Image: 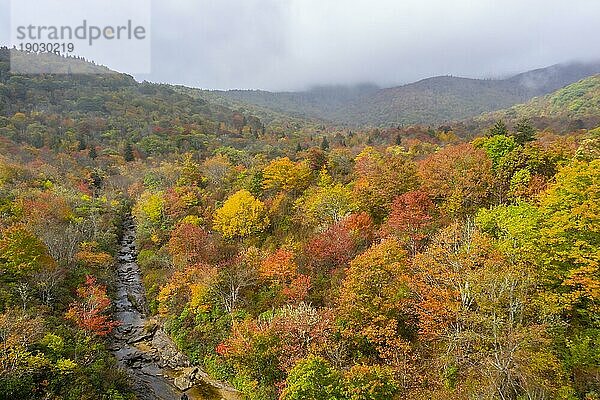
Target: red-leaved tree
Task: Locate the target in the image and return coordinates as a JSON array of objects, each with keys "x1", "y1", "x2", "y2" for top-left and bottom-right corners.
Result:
[
  {"x1": 305, "y1": 212, "x2": 375, "y2": 274},
  {"x1": 65, "y1": 275, "x2": 120, "y2": 336},
  {"x1": 382, "y1": 190, "x2": 435, "y2": 255},
  {"x1": 260, "y1": 249, "x2": 311, "y2": 305}
]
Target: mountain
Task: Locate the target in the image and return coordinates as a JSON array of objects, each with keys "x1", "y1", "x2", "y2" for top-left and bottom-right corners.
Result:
[
  {"x1": 200, "y1": 61, "x2": 600, "y2": 127},
  {"x1": 8, "y1": 50, "x2": 115, "y2": 74},
  {"x1": 4, "y1": 48, "x2": 599, "y2": 155},
  {"x1": 476, "y1": 74, "x2": 600, "y2": 132},
  {"x1": 0, "y1": 48, "x2": 292, "y2": 158},
  {"x1": 0, "y1": 48, "x2": 343, "y2": 165}
]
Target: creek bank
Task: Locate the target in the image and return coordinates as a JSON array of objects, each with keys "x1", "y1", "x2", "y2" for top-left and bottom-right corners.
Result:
[{"x1": 111, "y1": 217, "x2": 240, "y2": 400}]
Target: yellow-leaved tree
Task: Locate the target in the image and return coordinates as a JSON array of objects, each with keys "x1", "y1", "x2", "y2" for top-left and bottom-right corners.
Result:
[
  {"x1": 539, "y1": 159, "x2": 600, "y2": 321},
  {"x1": 262, "y1": 157, "x2": 312, "y2": 194},
  {"x1": 213, "y1": 189, "x2": 269, "y2": 239}
]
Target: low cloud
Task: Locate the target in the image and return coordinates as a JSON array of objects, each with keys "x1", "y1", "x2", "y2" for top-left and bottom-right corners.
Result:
[{"x1": 2, "y1": 0, "x2": 600, "y2": 91}]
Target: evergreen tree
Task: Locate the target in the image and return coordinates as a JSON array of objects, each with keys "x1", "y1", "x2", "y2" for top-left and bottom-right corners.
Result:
[
  {"x1": 123, "y1": 142, "x2": 135, "y2": 162},
  {"x1": 513, "y1": 119, "x2": 536, "y2": 145},
  {"x1": 489, "y1": 120, "x2": 509, "y2": 137},
  {"x1": 88, "y1": 146, "x2": 97, "y2": 159},
  {"x1": 78, "y1": 135, "x2": 87, "y2": 151},
  {"x1": 395, "y1": 133, "x2": 402, "y2": 145},
  {"x1": 320, "y1": 136, "x2": 329, "y2": 151}
]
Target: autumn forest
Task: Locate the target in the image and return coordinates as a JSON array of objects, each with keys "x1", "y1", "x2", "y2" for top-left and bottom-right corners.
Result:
[{"x1": 0, "y1": 42, "x2": 598, "y2": 400}]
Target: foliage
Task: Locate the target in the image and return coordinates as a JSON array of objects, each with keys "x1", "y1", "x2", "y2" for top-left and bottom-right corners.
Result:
[
  {"x1": 260, "y1": 249, "x2": 310, "y2": 305},
  {"x1": 280, "y1": 355, "x2": 345, "y2": 400},
  {"x1": 343, "y1": 364, "x2": 399, "y2": 400},
  {"x1": 337, "y1": 239, "x2": 415, "y2": 362},
  {"x1": 538, "y1": 159, "x2": 600, "y2": 324},
  {"x1": 488, "y1": 120, "x2": 509, "y2": 137},
  {"x1": 213, "y1": 189, "x2": 269, "y2": 239},
  {"x1": 133, "y1": 190, "x2": 166, "y2": 245},
  {"x1": 477, "y1": 134, "x2": 517, "y2": 169},
  {"x1": 205, "y1": 63, "x2": 598, "y2": 127},
  {"x1": 487, "y1": 75, "x2": 600, "y2": 132},
  {"x1": 381, "y1": 191, "x2": 435, "y2": 255},
  {"x1": 419, "y1": 143, "x2": 493, "y2": 217},
  {"x1": 354, "y1": 147, "x2": 419, "y2": 222},
  {"x1": 1, "y1": 48, "x2": 599, "y2": 400},
  {"x1": 263, "y1": 157, "x2": 312, "y2": 194},
  {"x1": 65, "y1": 275, "x2": 120, "y2": 337},
  {"x1": 0, "y1": 224, "x2": 55, "y2": 279},
  {"x1": 295, "y1": 178, "x2": 357, "y2": 227},
  {"x1": 514, "y1": 119, "x2": 537, "y2": 144},
  {"x1": 167, "y1": 221, "x2": 216, "y2": 267}
]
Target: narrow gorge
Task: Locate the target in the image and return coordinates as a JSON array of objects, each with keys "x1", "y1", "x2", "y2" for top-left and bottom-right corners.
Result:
[{"x1": 110, "y1": 217, "x2": 240, "y2": 400}]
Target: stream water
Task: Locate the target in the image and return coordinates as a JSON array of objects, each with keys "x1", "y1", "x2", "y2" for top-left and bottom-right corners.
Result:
[{"x1": 111, "y1": 217, "x2": 240, "y2": 400}]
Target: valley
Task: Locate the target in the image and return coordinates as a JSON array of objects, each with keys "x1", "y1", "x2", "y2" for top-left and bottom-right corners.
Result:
[
  {"x1": 111, "y1": 217, "x2": 240, "y2": 400},
  {"x1": 0, "y1": 47, "x2": 598, "y2": 400}
]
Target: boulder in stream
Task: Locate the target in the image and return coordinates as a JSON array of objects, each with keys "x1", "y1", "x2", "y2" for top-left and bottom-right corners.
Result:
[{"x1": 174, "y1": 367, "x2": 199, "y2": 391}]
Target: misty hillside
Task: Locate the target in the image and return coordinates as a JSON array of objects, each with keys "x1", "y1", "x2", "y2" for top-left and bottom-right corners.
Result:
[
  {"x1": 3, "y1": 1, "x2": 600, "y2": 399},
  {"x1": 201, "y1": 61, "x2": 600, "y2": 127},
  {"x1": 477, "y1": 74, "x2": 600, "y2": 131}
]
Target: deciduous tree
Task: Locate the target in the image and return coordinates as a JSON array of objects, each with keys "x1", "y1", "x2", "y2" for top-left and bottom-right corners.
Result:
[
  {"x1": 263, "y1": 157, "x2": 312, "y2": 194},
  {"x1": 213, "y1": 189, "x2": 269, "y2": 240},
  {"x1": 65, "y1": 275, "x2": 119, "y2": 337},
  {"x1": 337, "y1": 239, "x2": 416, "y2": 363},
  {"x1": 353, "y1": 147, "x2": 419, "y2": 222},
  {"x1": 381, "y1": 191, "x2": 434, "y2": 255},
  {"x1": 295, "y1": 177, "x2": 357, "y2": 228},
  {"x1": 538, "y1": 159, "x2": 600, "y2": 324},
  {"x1": 419, "y1": 143, "x2": 493, "y2": 218},
  {"x1": 280, "y1": 355, "x2": 344, "y2": 400},
  {"x1": 168, "y1": 221, "x2": 216, "y2": 265}
]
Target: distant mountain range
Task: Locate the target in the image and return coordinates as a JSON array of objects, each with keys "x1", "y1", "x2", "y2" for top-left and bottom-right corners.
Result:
[
  {"x1": 197, "y1": 61, "x2": 600, "y2": 127},
  {"x1": 3, "y1": 48, "x2": 600, "y2": 140}
]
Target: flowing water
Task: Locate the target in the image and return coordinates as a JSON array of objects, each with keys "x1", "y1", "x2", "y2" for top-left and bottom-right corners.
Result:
[{"x1": 111, "y1": 217, "x2": 240, "y2": 400}]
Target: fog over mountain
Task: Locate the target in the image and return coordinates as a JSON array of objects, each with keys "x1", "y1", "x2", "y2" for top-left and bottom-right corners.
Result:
[
  {"x1": 197, "y1": 61, "x2": 600, "y2": 126},
  {"x1": 1, "y1": 0, "x2": 600, "y2": 91}
]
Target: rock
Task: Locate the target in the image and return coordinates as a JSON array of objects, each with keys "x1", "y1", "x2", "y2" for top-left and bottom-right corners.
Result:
[
  {"x1": 108, "y1": 343, "x2": 121, "y2": 351},
  {"x1": 111, "y1": 220, "x2": 242, "y2": 400},
  {"x1": 123, "y1": 350, "x2": 146, "y2": 366},
  {"x1": 151, "y1": 329, "x2": 190, "y2": 369},
  {"x1": 174, "y1": 367, "x2": 198, "y2": 391},
  {"x1": 127, "y1": 325, "x2": 157, "y2": 344},
  {"x1": 145, "y1": 320, "x2": 159, "y2": 332}
]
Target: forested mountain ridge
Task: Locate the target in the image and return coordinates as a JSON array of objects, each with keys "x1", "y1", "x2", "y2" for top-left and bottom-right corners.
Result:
[
  {"x1": 200, "y1": 61, "x2": 600, "y2": 127},
  {"x1": 476, "y1": 74, "x2": 600, "y2": 132},
  {"x1": 0, "y1": 48, "x2": 325, "y2": 159}
]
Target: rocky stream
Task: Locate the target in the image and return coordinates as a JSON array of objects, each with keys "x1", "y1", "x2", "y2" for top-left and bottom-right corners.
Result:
[{"x1": 110, "y1": 217, "x2": 241, "y2": 400}]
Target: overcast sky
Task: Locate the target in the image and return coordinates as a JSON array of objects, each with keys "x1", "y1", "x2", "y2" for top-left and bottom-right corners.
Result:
[{"x1": 2, "y1": 0, "x2": 600, "y2": 91}]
